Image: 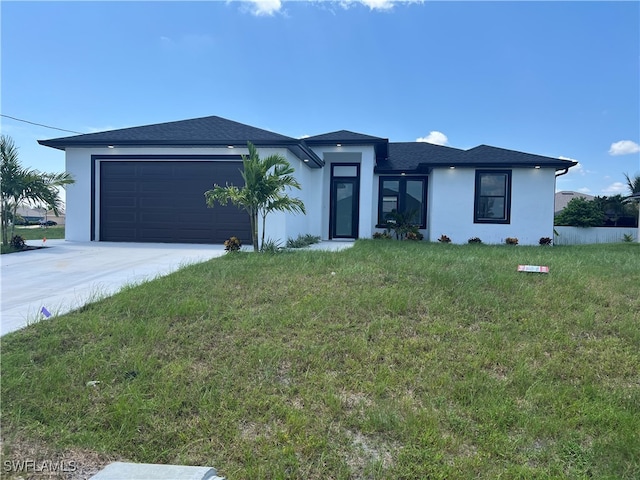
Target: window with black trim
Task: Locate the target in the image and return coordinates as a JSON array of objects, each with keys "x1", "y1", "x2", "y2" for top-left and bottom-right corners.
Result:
[
  {"x1": 474, "y1": 170, "x2": 511, "y2": 223},
  {"x1": 378, "y1": 176, "x2": 427, "y2": 228}
]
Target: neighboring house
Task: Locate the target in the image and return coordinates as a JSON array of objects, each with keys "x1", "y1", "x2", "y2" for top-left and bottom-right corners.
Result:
[
  {"x1": 39, "y1": 116, "x2": 577, "y2": 245},
  {"x1": 14, "y1": 206, "x2": 65, "y2": 225},
  {"x1": 554, "y1": 191, "x2": 595, "y2": 215}
]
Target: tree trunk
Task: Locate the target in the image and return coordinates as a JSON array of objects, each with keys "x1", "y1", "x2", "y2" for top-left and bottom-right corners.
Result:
[
  {"x1": 249, "y1": 208, "x2": 259, "y2": 252},
  {"x1": 261, "y1": 212, "x2": 267, "y2": 252}
]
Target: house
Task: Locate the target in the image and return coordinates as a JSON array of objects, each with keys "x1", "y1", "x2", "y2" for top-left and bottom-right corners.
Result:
[
  {"x1": 14, "y1": 206, "x2": 66, "y2": 225},
  {"x1": 554, "y1": 191, "x2": 595, "y2": 215},
  {"x1": 39, "y1": 115, "x2": 577, "y2": 246}
]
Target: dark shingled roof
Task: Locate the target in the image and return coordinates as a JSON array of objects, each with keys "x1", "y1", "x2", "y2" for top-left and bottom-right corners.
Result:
[
  {"x1": 39, "y1": 115, "x2": 297, "y2": 149},
  {"x1": 461, "y1": 145, "x2": 576, "y2": 168},
  {"x1": 377, "y1": 142, "x2": 577, "y2": 172},
  {"x1": 39, "y1": 115, "x2": 578, "y2": 172},
  {"x1": 39, "y1": 115, "x2": 324, "y2": 167},
  {"x1": 303, "y1": 130, "x2": 387, "y2": 144},
  {"x1": 377, "y1": 142, "x2": 464, "y2": 172}
]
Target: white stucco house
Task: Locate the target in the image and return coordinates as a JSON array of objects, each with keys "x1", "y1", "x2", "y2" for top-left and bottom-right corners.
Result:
[{"x1": 39, "y1": 115, "x2": 577, "y2": 246}]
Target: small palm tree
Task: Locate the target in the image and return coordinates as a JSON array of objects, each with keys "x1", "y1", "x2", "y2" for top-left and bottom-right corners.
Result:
[
  {"x1": 1, "y1": 135, "x2": 74, "y2": 245},
  {"x1": 205, "y1": 142, "x2": 305, "y2": 252}
]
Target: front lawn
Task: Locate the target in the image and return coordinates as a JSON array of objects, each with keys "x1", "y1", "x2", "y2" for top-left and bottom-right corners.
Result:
[
  {"x1": 1, "y1": 241, "x2": 638, "y2": 479},
  {"x1": 1, "y1": 226, "x2": 65, "y2": 254},
  {"x1": 13, "y1": 225, "x2": 65, "y2": 241}
]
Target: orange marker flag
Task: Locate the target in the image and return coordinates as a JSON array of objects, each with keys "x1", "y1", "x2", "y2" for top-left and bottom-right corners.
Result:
[{"x1": 43, "y1": 237, "x2": 47, "y2": 245}]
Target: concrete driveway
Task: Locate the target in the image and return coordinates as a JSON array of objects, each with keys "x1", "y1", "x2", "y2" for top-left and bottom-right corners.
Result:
[
  {"x1": 1, "y1": 239, "x2": 354, "y2": 336},
  {"x1": 1, "y1": 240, "x2": 228, "y2": 336}
]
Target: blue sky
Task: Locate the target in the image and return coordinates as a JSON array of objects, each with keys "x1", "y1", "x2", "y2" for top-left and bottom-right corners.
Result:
[{"x1": 2, "y1": 0, "x2": 639, "y2": 197}]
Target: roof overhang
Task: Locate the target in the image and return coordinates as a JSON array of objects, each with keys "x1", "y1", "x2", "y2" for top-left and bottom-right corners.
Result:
[{"x1": 38, "y1": 139, "x2": 324, "y2": 168}]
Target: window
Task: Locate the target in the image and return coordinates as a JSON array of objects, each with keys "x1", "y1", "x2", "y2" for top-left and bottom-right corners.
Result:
[
  {"x1": 474, "y1": 170, "x2": 511, "y2": 223},
  {"x1": 378, "y1": 177, "x2": 427, "y2": 228}
]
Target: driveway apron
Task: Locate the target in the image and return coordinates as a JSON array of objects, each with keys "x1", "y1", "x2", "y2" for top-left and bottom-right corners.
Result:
[{"x1": 1, "y1": 240, "x2": 227, "y2": 336}]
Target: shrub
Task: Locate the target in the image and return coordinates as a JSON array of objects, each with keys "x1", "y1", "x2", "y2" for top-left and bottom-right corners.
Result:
[
  {"x1": 286, "y1": 234, "x2": 321, "y2": 248},
  {"x1": 505, "y1": 237, "x2": 519, "y2": 245},
  {"x1": 405, "y1": 231, "x2": 424, "y2": 241},
  {"x1": 539, "y1": 237, "x2": 552, "y2": 246},
  {"x1": 554, "y1": 197, "x2": 605, "y2": 227},
  {"x1": 373, "y1": 232, "x2": 392, "y2": 240},
  {"x1": 261, "y1": 238, "x2": 283, "y2": 254},
  {"x1": 384, "y1": 209, "x2": 421, "y2": 240},
  {"x1": 468, "y1": 237, "x2": 482, "y2": 244},
  {"x1": 10, "y1": 235, "x2": 26, "y2": 250},
  {"x1": 438, "y1": 234, "x2": 451, "y2": 243},
  {"x1": 622, "y1": 233, "x2": 634, "y2": 243},
  {"x1": 223, "y1": 236, "x2": 242, "y2": 253}
]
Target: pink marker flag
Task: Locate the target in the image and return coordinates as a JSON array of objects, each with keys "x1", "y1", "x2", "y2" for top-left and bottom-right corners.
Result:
[
  {"x1": 517, "y1": 265, "x2": 549, "y2": 273},
  {"x1": 41, "y1": 306, "x2": 52, "y2": 318}
]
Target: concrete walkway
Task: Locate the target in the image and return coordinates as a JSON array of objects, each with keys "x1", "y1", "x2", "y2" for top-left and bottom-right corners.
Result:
[{"x1": 1, "y1": 239, "x2": 353, "y2": 336}]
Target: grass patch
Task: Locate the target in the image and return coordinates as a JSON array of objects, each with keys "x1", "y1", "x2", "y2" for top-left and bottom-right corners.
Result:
[
  {"x1": 13, "y1": 226, "x2": 65, "y2": 240},
  {"x1": 2, "y1": 241, "x2": 639, "y2": 478}
]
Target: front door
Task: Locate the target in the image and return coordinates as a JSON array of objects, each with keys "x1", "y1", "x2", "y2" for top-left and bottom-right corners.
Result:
[{"x1": 330, "y1": 164, "x2": 360, "y2": 239}]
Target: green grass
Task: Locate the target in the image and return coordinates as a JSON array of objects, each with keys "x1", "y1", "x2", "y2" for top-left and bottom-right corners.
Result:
[
  {"x1": 13, "y1": 225, "x2": 65, "y2": 240},
  {"x1": 2, "y1": 241, "x2": 639, "y2": 479},
  {"x1": 1, "y1": 226, "x2": 65, "y2": 254}
]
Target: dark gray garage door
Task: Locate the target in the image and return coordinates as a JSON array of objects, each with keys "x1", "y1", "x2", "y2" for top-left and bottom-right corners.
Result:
[{"x1": 100, "y1": 161, "x2": 251, "y2": 244}]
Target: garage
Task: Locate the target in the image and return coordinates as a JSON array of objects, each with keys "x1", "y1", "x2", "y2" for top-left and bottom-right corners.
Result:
[{"x1": 100, "y1": 160, "x2": 251, "y2": 244}]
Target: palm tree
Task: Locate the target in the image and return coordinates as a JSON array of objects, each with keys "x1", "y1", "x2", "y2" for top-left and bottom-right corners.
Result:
[
  {"x1": 624, "y1": 172, "x2": 640, "y2": 195},
  {"x1": 204, "y1": 142, "x2": 306, "y2": 252},
  {"x1": 1, "y1": 135, "x2": 74, "y2": 245},
  {"x1": 623, "y1": 172, "x2": 640, "y2": 242}
]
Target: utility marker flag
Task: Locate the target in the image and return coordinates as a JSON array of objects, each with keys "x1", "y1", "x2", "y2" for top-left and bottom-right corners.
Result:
[
  {"x1": 518, "y1": 265, "x2": 549, "y2": 273},
  {"x1": 43, "y1": 237, "x2": 47, "y2": 244},
  {"x1": 41, "y1": 306, "x2": 52, "y2": 318}
]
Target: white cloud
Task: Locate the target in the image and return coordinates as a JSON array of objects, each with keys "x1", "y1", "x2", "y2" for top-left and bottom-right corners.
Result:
[
  {"x1": 236, "y1": 0, "x2": 422, "y2": 15},
  {"x1": 359, "y1": 0, "x2": 395, "y2": 10},
  {"x1": 608, "y1": 140, "x2": 640, "y2": 156},
  {"x1": 351, "y1": 0, "x2": 424, "y2": 10},
  {"x1": 601, "y1": 182, "x2": 628, "y2": 195},
  {"x1": 245, "y1": 0, "x2": 282, "y2": 16},
  {"x1": 416, "y1": 131, "x2": 448, "y2": 146},
  {"x1": 563, "y1": 161, "x2": 592, "y2": 177},
  {"x1": 577, "y1": 187, "x2": 592, "y2": 194}
]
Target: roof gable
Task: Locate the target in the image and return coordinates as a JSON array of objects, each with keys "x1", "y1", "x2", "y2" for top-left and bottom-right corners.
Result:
[
  {"x1": 303, "y1": 130, "x2": 387, "y2": 144},
  {"x1": 39, "y1": 115, "x2": 297, "y2": 150},
  {"x1": 461, "y1": 145, "x2": 574, "y2": 168},
  {"x1": 378, "y1": 142, "x2": 463, "y2": 172},
  {"x1": 378, "y1": 142, "x2": 577, "y2": 173}
]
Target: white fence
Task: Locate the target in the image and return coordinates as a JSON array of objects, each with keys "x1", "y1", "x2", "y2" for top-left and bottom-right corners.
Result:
[{"x1": 554, "y1": 226, "x2": 638, "y2": 245}]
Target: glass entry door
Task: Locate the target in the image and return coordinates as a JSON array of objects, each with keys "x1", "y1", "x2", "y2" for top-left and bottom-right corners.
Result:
[{"x1": 330, "y1": 176, "x2": 359, "y2": 239}]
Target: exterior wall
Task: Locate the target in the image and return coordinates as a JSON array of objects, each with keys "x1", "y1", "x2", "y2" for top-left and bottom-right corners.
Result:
[
  {"x1": 428, "y1": 167, "x2": 556, "y2": 245},
  {"x1": 65, "y1": 148, "x2": 94, "y2": 241},
  {"x1": 261, "y1": 150, "x2": 323, "y2": 244},
  {"x1": 308, "y1": 145, "x2": 376, "y2": 240},
  {"x1": 554, "y1": 226, "x2": 638, "y2": 245},
  {"x1": 64, "y1": 146, "x2": 321, "y2": 244}
]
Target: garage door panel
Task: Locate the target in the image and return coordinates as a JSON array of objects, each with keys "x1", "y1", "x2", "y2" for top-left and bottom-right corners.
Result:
[
  {"x1": 103, "y1": 197, "x2": 137, "y2": 208},
  {"x1": 100, "y1": 161, "x2": 251, "y2": 244}
]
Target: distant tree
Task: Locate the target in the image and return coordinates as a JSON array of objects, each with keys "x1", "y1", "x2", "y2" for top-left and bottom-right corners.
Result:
[
  {"x1": 1, "y1": 135, "x2": 74, "y2": 245},
  {"x1": 204, "y1": 142, "x2": 305, "y2": 252},
  {"x1": 593, "y1": 195, "x2": 636, "y2": 227},
  {"x1": 623, "y1": 173, "x2": 640, "y2": 234},
  {"x1": 554, "y1": 197, "x2": 604, "y2": 227},
  {"x1": 624, "y1": 172, "x2": 640, "y2": 195}
]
